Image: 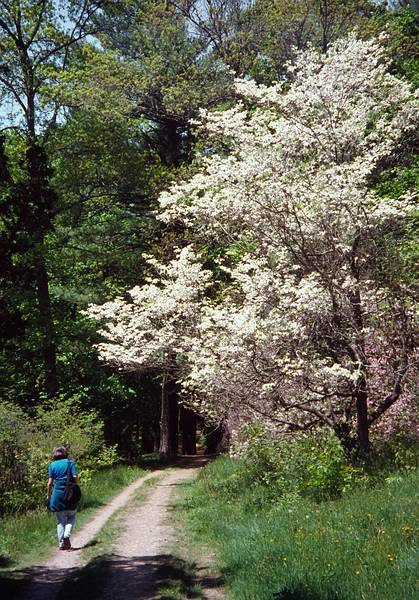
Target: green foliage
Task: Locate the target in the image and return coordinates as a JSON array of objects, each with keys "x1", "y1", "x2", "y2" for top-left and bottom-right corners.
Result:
[
  {"x1": 386, "y1": 434, "x2": 418, "y2": 471},
  {"x1": 0, "y1": 397, "x2": 119, "y2": 515},
  {"x1": 373, "y1": 8, "x2": 419, "y2": 86},
  {"x1": 369, "y1": 429, "x2": 419, "y2": 472},
  {"x1": 373, "y1": 159, "x2": 418, "y2": 287},
  {"x1": 390, "y1": 433, "x2": 418, "y2": 470},
  {"x1": 182, "y1": 456, "x2": 418, "y2": 600},
  {"x1": 375, "y1": 159, "x2": 419, "y2": 199},
  {"x1": 0, "y1": 115, "x2": 165, "y2": 448},
  {"x1": 96, "y1": 0, "x2": 233, "y2": 124},
  {"x1": 242, "y1": 0, "x2": 376, "y2": 83},
  {"x1": 236, "y1": 426, "x2": 364, "y2": 502}
]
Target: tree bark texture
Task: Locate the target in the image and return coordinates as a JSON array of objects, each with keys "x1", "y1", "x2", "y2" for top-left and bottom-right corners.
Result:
[
  {"x1": 159, "y1": 368, "x2": 178, "y2": 455},
  {"x1": 205, "y1": 418, "x2": 231, "y2": 455},
  {"x1": 348, "y1": 242, "x2": 370, "y2": 455},
  {"x1": 27, "y1": 144, "x2": 58, "y2": 397},
  {"x1": 142, "y1": 426, "x2": 157, "y2": 453}
]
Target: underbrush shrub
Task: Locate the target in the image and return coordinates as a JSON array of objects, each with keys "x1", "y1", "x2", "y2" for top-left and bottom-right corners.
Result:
[
  {"x1": 387, "y1": 431, "x2": 418, "y2": 470},
  {"x1": 0, "y1": 396, "x2": 119, "y2": 515},
  {"x1": 200, "y1": 425, "x2": 418, "y2": 509},
  {"x1": 369, "y1": 429, "x2": 419, "y2": 473},
  {"x1": 237, "y1": 425, "x2": 364, "y2": 502}
]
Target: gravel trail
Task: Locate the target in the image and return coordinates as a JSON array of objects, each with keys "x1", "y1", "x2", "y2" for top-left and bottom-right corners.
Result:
[
  {"x1": 102, "y1": 464, "x2": 199, "y2": 600},
  {"x1": 15, "y1": 457, "x2": 222, "y2": 600},
  {"x1": 102, "y1": 457, "x2": 223, "y2": 599},
  {"x1": 16, "y1": 470, "x2": 164, "y2": 600}
]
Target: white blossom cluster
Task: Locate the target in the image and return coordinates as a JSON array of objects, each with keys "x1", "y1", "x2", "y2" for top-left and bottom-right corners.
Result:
[
  {"x1": 88, "y1": 35, "x2": 418, "y2": 441},
  {"x1": 161, "y1": 35, "x2": 417, "y2": 433},
  {"x1": 85, "y1": 247, "x2": 212, "y2": 372}
]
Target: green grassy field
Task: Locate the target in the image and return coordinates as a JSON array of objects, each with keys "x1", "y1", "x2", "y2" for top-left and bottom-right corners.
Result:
[{"x1": 180, "y1": 456, "x2": 418, "y2": 600}]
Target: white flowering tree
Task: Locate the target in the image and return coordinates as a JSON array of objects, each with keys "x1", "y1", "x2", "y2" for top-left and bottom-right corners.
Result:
[
  {"x1": 86, "y1": 247, "x2": 212, "y2": 455},
  {"x1": 158, "y1": 35, "x2": 418, "y2": 454}
]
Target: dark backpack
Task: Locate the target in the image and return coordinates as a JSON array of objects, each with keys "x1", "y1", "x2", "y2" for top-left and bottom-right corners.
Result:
[{"x1": 62, "y1": 460, "x2": 82, "y2": 509}]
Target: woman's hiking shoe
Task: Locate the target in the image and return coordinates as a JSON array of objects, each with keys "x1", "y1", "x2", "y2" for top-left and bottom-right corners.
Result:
[{"x1": 63, "y1": 537, "x2": 71, "y2": 550}]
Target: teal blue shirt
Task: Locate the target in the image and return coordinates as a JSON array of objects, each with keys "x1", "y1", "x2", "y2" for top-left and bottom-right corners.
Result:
[{"x1": 48, "y1": 459, "x2": 77, "y2": 512}]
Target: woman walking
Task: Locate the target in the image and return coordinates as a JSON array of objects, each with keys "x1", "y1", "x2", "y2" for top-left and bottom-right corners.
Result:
[{"x1": 47, "y1": 446, "x2": 78, "y2": 550}]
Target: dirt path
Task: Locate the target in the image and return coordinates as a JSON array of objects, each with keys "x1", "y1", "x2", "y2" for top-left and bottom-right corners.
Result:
[
  {"x1": 103, "y1": 463, "x2": 200, "y2": 599},
  {"x1": 16, "y1": 458, "x2": 221, "y2": 600},
  {"x1": 101, "y1": 457, "x2": 223, "y2": 599},
  {"x1": 16, "y1": 469, "x2": 164, "y2": 600}
]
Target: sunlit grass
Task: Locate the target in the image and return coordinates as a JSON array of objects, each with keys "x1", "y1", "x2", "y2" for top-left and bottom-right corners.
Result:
[
  {"x1": 181, "y1": 457, "x2": 418, "y2": 600},
  {"x1": 0, "y1": 464, "x2": 145, "y2": 568}
]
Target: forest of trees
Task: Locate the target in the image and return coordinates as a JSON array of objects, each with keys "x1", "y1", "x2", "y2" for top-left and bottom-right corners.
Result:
[{"x1": 0, "y1": 1, "x2": 417, "y2": 507}]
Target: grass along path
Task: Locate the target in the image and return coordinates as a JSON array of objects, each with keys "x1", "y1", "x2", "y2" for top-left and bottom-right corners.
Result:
[
  {"x1": 182, "y1": 457, "x2": 418, "y2": 600},
  {"x1": 2, "y1": 467, "x2": 165, "y2": 600},
  {"x1": 0, "y1": 465, "x2": 147, "y2": 570}
]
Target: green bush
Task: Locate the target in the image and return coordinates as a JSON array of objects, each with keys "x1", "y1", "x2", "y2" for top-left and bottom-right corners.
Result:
[
  {"x1": 201, "y1": 425, "x2": 417, "y2": 509},
  {"x1": 368, "y1": 429, "x2": 419, "y2": 474},
  {"x1": 0, "y1": 396, "x2": 119, "y2": 515},
  {"x1": 237, "y1": 425, "x2": 364, "y2": 502}
]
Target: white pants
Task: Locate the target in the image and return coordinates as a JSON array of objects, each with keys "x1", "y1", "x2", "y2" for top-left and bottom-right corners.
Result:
[{"x1": 55, "y1": 510, "x2": 76, "y2": 546}]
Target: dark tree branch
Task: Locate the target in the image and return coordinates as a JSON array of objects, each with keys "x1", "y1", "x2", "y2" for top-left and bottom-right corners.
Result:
[
  {"x1": 26, "y1": 0, "x2": 47, "y2": 48},
  {"x1": 368, "y1": 353, "x2": 410, "y2": 425},
  {"x1": 0, "y1": 75, "x2": 27, "y2": 112}
]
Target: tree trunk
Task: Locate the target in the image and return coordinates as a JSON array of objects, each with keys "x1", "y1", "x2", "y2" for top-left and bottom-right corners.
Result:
[
  {"x1": 180, "y1": 407, "x2": 197, "y2": 455},
  {"x1": 348, "y1": 244, "x2": 370, "y2": 455},
  {"x1": 169, "y1": 384, "x2": 179, "y2": 455},
  {"x1": 356, "y1": 385, "x2": 369, "y2": 456},
  {"x1": 334, "y1": 422, "x2": 356, "y2": 458},
  {"x1": 159, "y1": 368, "x2": 178, "y2": 456},
  {"x1": 161, "y1": 120, "x2": 182, "y2": 166},
  {"x1": 34, "y1": 242, "x2": 58, "y2": 397},
  {"x1": 319, "y1": 0, "x2": 330, "y2": 53},
  {"x1": 28, "y1": 143, "x2": 58, "y2": 397},
  {"x1": 141, "y1": 426, "x2": 156, "y2": 453},
  {"x1": 159, "y1": 370, "x2": 170, "y2": 455}
]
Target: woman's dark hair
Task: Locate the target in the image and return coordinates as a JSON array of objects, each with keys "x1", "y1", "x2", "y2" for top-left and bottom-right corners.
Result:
[{"x1": 52, "y1": 446, "x2": 68, "y2": 460}]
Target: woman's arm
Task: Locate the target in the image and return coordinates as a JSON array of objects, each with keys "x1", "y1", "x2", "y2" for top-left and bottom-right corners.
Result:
[{"x1": 47, "y1": 477, "x2": 53, "y2": 502}]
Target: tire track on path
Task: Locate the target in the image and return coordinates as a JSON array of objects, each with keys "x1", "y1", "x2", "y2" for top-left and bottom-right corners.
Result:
[{"x1": 101, "y1": 457, "x2": 223, "y2": 600}]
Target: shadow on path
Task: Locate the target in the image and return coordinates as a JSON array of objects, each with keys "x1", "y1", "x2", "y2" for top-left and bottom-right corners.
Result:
[{"x1": 0, "y1": 553, "x2": 223, "y2": 600}]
